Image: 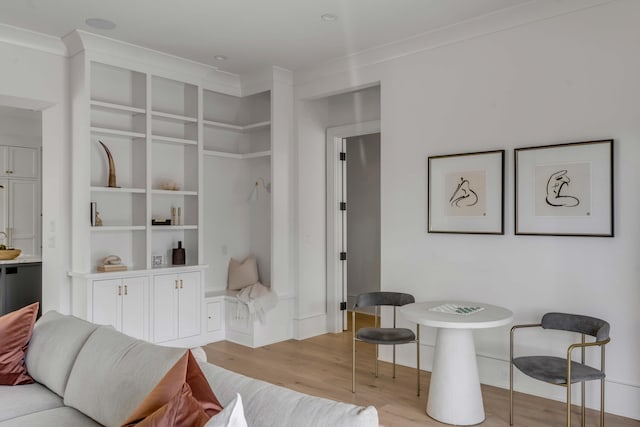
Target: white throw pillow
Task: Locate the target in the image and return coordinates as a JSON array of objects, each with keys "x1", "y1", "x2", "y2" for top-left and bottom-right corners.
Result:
[{"x1": 205, "y1": 393, "x2": 248, "y2": 427}]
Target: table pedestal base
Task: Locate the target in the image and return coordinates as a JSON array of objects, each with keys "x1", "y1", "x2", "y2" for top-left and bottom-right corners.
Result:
[{"x1": 427, "y1": 328, "x2": 484, "y2": 425}]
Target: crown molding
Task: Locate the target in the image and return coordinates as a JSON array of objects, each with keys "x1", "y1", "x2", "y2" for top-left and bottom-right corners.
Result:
[
  {"x1": 63, "y1": 30, "x2": 242, "y2": 95},
  {"x1": 293, "y1": 0, "x2": 616, "y2": 86},
  {"x1": 0, "y1": 23, "x2": 67, "y2": 56}
]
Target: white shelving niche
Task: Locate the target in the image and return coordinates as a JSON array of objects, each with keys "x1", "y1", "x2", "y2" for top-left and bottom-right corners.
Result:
[
  {"x1": 89, "y1": 62, "x2": 147, "y2": 270},
  {"x1": 150, "y1": 76, "x2": 200, "y2": 267},
  {"x1": 203, "y1": 89, "x2": 272, "y2": 294}
]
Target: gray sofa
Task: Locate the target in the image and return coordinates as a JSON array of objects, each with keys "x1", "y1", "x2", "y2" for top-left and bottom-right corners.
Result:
[{"x1": 0, "y1": 311, "x2": 378, "y2": 426}]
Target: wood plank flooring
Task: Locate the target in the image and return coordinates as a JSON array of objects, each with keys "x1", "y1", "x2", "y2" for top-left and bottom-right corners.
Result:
[{"x1": 203, "y1": 329, "x2": 639, "y2": 427}]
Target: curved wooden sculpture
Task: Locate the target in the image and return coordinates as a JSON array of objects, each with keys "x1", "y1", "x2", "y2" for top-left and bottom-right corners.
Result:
[{"x1": 98, "y1": 140, "x2": 117, "y2": 187}]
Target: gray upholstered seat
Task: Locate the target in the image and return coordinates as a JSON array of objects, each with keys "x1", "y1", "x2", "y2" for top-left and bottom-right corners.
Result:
[
  {"x1": 356, "y1": 327, "x2": 415, "y2": 344},
  {"x1": 352, "y1": 291, "x2": 420, "y2": 396},
  {"x1": 513, "y1": 356, "x2": 605, "y2": 385},
  {"x1": 509, "y1": 312, "x2": 610, "y2": 427}
]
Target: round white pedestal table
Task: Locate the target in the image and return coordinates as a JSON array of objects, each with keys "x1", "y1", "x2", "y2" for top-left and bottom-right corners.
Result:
[{"x1": 399, "y1": 301, "x2": 513, "y2": 425}]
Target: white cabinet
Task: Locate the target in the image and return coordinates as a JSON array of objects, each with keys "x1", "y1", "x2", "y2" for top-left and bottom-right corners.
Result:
[
  {"x1": 0, "y1": 146, "x2": 39, "y2": 179},
  {"x1": 206, "y1": 301, "x2": 222, "y2": 332},
  {"x1": 92, "y1": 276, "x2": 149, "y2": 340},
  {"x1": 152, "y1": 271, "x2": 201, "y2": 342},
  {"x1": 0, "y1": 177, "x2": 40, "y2": 255}
]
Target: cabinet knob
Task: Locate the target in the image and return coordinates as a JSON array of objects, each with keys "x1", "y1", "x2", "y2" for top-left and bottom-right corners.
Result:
[
  {"x1": 208, "y1": 316, "x2": 212, "y2": 319},
  {"x1": 180, "y1": 279, "x2": 183, "y2": 289},
  {"x1": 124, "y1": 285, "x2": 128, "y2": 295},
  {"x1": 175, "y1": 280, "x2": 178, "y2": 289},
  {"x1": 118, "y1": 285, "x2": 122, "y2": 296}
]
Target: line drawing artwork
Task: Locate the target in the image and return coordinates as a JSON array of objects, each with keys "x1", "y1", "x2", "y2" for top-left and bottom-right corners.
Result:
[
  {"x1": 545, "y1": 170, "x2": 579, "y2": 207},
  {"x1": 449, "y1": 177, "x2": 478, "y2": 208}
]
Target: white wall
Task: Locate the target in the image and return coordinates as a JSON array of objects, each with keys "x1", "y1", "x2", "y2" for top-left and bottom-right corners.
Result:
[
  {"x1": 0, "y1": 110, "x2": 42, "y2": 148},
  {"x1": 294, "y1": 0, "x2": 640, "y2": 419},
  {"x1": 0, "y1": 31, "x2": 70, "y2": 314}
]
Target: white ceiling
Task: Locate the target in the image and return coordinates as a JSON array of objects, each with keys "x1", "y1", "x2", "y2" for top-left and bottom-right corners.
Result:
[{"x1": 0, "y1": 0, "x2": 532, "y2": 75}]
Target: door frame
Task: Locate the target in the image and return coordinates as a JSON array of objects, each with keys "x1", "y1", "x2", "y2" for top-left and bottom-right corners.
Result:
[{"x1": 325, "y1": 120, "x2": 380, "y2": 333}]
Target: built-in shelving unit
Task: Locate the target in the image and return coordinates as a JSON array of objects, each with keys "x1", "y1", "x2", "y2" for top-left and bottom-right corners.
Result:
[
  {"x1": 84, "y1": 62, "x2": 203, "y2": 271},
  {"x1": 69, "y1": 31, "x2": 292, "y2": 348}
]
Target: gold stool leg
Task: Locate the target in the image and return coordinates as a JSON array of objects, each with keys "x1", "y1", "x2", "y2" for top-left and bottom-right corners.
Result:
[
  {"x1": 509, "y1": 328, "x2": 514, "y2": 426},
  {"x1": 416, "y1": 324, "x2": 420, "y2": 397},
  {"x1": 392, "y1": 344, "x2": 396, "y2": 379},
  {"x1": 567, "y1": 383, "x2": 572, "y2": 427},
  {"x1": 352, "y1": 310, "x2": 356, "y2": 393},
  {"x1": 601, "y1": 377, "x2": 605, "y2": 427}
]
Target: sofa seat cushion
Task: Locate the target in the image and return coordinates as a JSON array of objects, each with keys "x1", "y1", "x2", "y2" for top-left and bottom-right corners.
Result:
[
  {"x1": 0, "y1": 383, "x2": 63, "y2": 422},
  {"x1": 64, "y1": 326, "x2": 186, "y2": 427},
  {"x1": 0, "y1": 406, "x2": 102, "y2": 427},
  {"x1": 25, "y1": 311, "x2": 100, "y2": 397},
  {"x1": 198, "y1": 362, "x2": 379, "y2": 427}
]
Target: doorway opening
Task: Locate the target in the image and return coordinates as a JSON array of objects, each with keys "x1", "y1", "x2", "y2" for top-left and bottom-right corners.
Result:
[
  {"x1": 326, "y1": 120, "x2": 380, "y2": 333},
  {"x1": 0, "y1": 105, "x2": 43, "y2": 316}
]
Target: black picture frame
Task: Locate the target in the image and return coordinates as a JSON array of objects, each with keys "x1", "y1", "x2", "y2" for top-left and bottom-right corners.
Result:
[
  {"x1": 428, "y1": 149, "x2": 505, "y2": 234},
  {"x1": 514, "y1": 139, "x2": 614, "y2": 237}
]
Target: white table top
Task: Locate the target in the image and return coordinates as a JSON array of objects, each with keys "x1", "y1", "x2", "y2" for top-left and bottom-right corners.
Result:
[{"x1": 400, "y1": 301, "x2": 513, "y2": 329}]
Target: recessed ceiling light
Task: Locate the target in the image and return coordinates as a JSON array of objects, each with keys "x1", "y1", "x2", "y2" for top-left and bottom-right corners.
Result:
[
  {"x1": 321, "y1": 13, "x2": 338, "y2": 22},
  {"x1": 85, "y1": 18, "x2": 116, "y2": 30},
  {"x1": 214, "y1": 55, "x2": 227, "y2": 61}
]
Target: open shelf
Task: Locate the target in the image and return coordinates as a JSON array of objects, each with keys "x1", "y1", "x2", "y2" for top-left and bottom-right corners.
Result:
[
  {"x1": 91, "y1": 226, "x2": 147, "y2": 232},
  {"x1": 91, "y1": 127, "x2": 146, "y2": 139},
  {"x1": 152, "y1": 110, "x2": 197, "y2": 123},
  {"x1": 202, "y1": 150, "x2": 271, "y2": 159},
  {"x1": 91, "y1": 100, "x2": 145, "y2": 115},
  {"x1": 151, "y1": 135, "x2": 197, "y2": 146},
  {"x1": 151, "y1": 189, "x2": 198, "y2": 196},
  {"x1": 151, "y1": 225, "x2": 198, "y2": 231},
  {"x1": 91, "y1": 186, "x2": 146, "y2": 194},
  {"x1": 202, "y1": 119, "x2": 270, "y2": 133}
]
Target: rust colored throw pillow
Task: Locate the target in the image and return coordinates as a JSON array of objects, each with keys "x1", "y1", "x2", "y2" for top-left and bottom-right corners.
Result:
[
  {"x1": 121, "y1": 350, "x2": 223, "y2": 427},
  {"x1": 0, "y1": 302, "x2": 39, "y2": 385}
]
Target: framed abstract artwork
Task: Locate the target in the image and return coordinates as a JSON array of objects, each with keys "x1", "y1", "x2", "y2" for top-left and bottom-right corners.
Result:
[
  {"x1": 428, "y1": 150, "x2": 504, "y2": 234},
  {"x1": 514, "y1": 139, "x2": 613, "y2": 237}
]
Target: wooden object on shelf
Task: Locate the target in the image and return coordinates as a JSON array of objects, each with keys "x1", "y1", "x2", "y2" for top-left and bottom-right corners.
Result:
[
  {"x1": 97, "y1": 264, "x2": 128, "y2": 272},
  {"x1": 98, "y1": 141, "x2": 118, "y2": 188},
  {"x1": 98, "y1": 255, "x2": 127, "y2": 272}
]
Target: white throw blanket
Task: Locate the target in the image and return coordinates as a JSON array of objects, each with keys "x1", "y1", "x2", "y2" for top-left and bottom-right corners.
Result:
[{"x1": 235, "y1": 282, "x2": 278, "y2": 324}]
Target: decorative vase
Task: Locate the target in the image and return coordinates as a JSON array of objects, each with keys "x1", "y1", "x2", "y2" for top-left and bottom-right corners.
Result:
[{"x1": 172, "y1": 241, "x2": 185, "y2": 265}]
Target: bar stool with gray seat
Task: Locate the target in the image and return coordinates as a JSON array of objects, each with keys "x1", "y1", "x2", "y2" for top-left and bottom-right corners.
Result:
[
  {"x1": 510, "y1": 312, "x2": 610, "y2": 427},
  {"x1": 352, "y1": 291, "x2": 420, "y2": 396}
]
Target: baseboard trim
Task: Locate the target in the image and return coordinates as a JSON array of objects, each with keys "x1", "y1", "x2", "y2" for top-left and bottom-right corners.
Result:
[{"x1": 294, "y1": 313, "x2": 327, "y2": 340}]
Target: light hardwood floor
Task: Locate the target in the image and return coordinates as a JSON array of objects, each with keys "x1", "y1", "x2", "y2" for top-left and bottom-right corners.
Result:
[{"x1": 203, "y1": 327, "x2": 638, "y2": 427}]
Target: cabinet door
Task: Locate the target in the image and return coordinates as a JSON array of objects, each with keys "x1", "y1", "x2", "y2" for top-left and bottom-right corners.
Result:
[
  {"x1": 206, "y1": 301, "x2": 221, "y2": 332},
  {"x1": 8, "y1": 179, "x2": 39, "y2": 254},
  {"x1": 178, "y1": 271, "x2": 201, "y2": 339},
  {"x1": 0, "y1": 147, "x2": 8, "y2": 177},
  {"x1": 152, "y1": 274, "x2": 179, "y2": 343},
  {"x1": 121, "y1": 276, "x2": 149, "y2": 340},
  {"x1": 0, "y1": 178, "x2": 7, "y2": 237},
  {"x1": 93, "y1": 279, "x2": 121, "y2": 330},
  {"x1": 8, "y1": 147, "x2": 39, "y2": 179}
]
